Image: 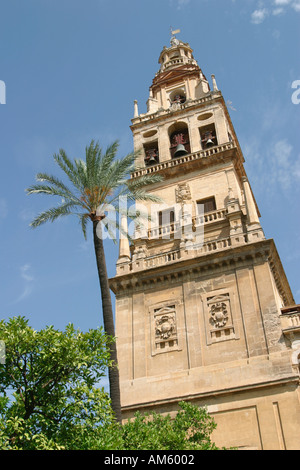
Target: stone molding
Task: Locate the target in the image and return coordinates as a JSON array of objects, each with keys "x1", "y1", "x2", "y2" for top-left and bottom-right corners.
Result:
[{"x1": 110, "y1": 238, "x2": 294, "y2": 307}]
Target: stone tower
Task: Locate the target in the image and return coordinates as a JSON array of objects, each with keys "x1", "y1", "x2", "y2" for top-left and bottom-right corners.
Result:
[{"x1": 109, "y1": 35, "x2": 300, "y2": 450}]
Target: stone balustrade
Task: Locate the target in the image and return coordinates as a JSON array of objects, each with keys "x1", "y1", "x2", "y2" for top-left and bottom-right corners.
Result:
[
  {"x1": 131, "y1": 91, "x2": 223, "y2": 126},
  {"x1": 131, "y1": 142, "x2": 235, "y2": 179},
  {"x1": 194, "y1": 208, "x2": 227, "y2": 225},
  {"x1": 116, "y1": 236, "x2": 233, "y2": 275},
  {"x1": 145, "y1": 249, "x2": 180, "y2": 269},
  {"x1": 280, "y1": 305, "x2": 300, "y2": 336},
  {"x1": 147, "y1": 208, "x2": 227, "y2": 240}
]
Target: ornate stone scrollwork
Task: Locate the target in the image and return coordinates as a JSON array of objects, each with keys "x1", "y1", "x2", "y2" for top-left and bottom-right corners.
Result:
[
  {"x1": 206, "y1": 293, "x2": 237, "y2": 344},
  {"x1": 150, "y1": 304, "x2": 179, "y2": 354},
  {"x1": 155, "y1": 314, "x2": 176, "y2": 340},
  {"x1": 209, "y1": 301, "x2": 229, "y2": 328},
  {"x1": 170, "y1": 101, "x2": 182, "y2": 112},
  {"x1": 175, "y1": 182, "x2": 192, "y2": 204}
]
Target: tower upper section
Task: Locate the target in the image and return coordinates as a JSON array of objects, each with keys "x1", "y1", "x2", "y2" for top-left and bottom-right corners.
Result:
[
  {"x1": 150, "y1": 38, "x2": 210, "y2": 109},
  {"x1": 130, "y1": 36, "x2": 243, "y2": 176}
]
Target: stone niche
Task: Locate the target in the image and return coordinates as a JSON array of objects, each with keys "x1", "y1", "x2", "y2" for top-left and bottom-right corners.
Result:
[
  {"x1": 149, "y1": 300, "x2": 183, "y2": 356},
  {"x1": 206, "y1": 293, "x2": 237, "y2": 344}
]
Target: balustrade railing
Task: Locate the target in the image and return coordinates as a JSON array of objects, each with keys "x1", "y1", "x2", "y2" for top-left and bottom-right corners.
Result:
[
  {"x1": 142, "y1": 236, "x2": 231, "y2": 270},
  {"x1": 145, "y1": 250, "x2": 180, "y2": 268},
  {"x1": 131, "y1": 142, "x2": 235, "y2": 178},
  {"x1": 193, "y1": 208, "x2": 227, "y2": 225},
  {"x1": 280, "y1": 305, "x2": 300, "y2": 335},
  {"x1": 147, "y1": 208, "x2": 227, "y2": 240},
  {"x1": 132, "y1": 91, "x2": 222, "y2": 125}
]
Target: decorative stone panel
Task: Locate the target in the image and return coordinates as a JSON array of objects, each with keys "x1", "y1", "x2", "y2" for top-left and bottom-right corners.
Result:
[
  {"x1": 175, "y1": 182, "x2": 192, "y2": 204},
  {"x1": 206, "y1": 293, "x2": 237, "y2": 344},
  {"x1": 149, "y1": 301, "x2": 182, "y2": 355}
]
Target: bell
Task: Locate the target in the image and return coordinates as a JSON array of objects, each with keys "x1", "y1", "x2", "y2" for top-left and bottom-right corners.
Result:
[
  {"x1": 148, "y1": 155, "x2": 157, "y2": 164},
  {"x1": 174, "y1": 144, "x2": 188, "y2": 158},
  {"x1": 205, "y1": 139, "x2": 214, "y2": 148}
]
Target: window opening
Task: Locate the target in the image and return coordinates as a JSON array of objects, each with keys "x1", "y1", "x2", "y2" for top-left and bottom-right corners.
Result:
[
  {"x1": 170, "y1": 129, "x2": 190, "y2": 159},
  {"x1": 199, "y1": 124, "x2": 218, "y2": 149},
  {"x1": 158, "y1": 208, "x2": 175, "y2": 227},
  {"x1": 197, "y1": 197, "x2": 216, "y2": 214},
  {"x1": 144, "y1": 142, "x2": 159, "y2": 166}
]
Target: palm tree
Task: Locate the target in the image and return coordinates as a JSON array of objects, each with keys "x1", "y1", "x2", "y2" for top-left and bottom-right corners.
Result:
[{"x1": 26, "y1": 140, "x2": 162, "y2": 423}]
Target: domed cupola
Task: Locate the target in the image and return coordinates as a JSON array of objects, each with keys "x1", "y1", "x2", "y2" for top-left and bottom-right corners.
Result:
[
  {"x1": 158, "y1": 36, "x2": 199, "y2": 73},
  {"x1": 146, "y1": 31, "x2": 210, "y2": 114}
]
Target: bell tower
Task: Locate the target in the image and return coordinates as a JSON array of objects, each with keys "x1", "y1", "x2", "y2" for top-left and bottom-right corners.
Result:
[{"x1": 110, "y1": 34, "x2": 300, "y2": 450}]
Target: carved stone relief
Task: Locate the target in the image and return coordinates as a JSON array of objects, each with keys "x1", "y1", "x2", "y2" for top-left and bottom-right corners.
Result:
[
  {"x1": 155, "y1": 313, "x2": 176, "y2": 340},
  {"x1": 150, "y1": 303, "x2": 181, "y2": 355},
  {"x1": 206, "y1": 293, "x2": 236, "y2": 343},
  {"x1": 175, "y1": 182, "x2": 192, "y2": 204},
  {"x1": 209, "y1": 301, "x2": 229, "y2": 328}
]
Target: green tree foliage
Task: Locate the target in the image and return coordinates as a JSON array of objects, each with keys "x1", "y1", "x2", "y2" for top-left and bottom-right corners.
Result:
[
  {"x1": 0, "y1": 317, "x2": 223, "y2": 450},
  {"x1": 0, "y1": 316, "x2": 114, "y2": 449},
  {"x1": 117, "y1": 402, "x2": 220, "y2": 450}
]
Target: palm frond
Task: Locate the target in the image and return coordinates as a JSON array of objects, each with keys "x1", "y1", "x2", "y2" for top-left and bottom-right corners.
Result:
[
  {"x1": 86, "y1": 140, "x2": 101, "y2": 187},
  {"x1": 29, "y1": 202, "x2": 80, "y2": 228},
  {"x1": 26, "y1": 139, "x2": 165, "y2": 242},
  {"x1": 78, "y1": 213, "x2": 90, "y2": 240},
  {"x1": 126, "y1": 172, "x2": 163, "y2": 190},
  {"x1": 35, "y1": 172, "x2": 72, "y2": 192},
  {"x1": 26, "y1": 182, "x2": 86, "y2": 209},
  {"x1": 34, "y1": 173, "x2": 85, "y2": 205},
  {"x1": 102, "y1": 151, "x2": 135, "y2": 192},
  {"x1": 53, "y1": 150, "x2": 83, "y2": 192},
  {"x1": 74, "y1": 159, "x2": 88, "y2": 188},
  {"x1": 99, "y1": 141, "x2": 119, "y2": 170},
  {"x1": 126, "y1": 190, "x2": 163, "y2": 204},
  {"x1": 26, "y1": 183, "x2": 71, "y2": 199}
]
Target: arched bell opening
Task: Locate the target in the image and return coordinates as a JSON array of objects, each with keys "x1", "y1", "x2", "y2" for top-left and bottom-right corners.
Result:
[
  {"x1": 169, "y1": 88, "x2": 186, "y2": 106},
  {"x1": 144, "y1": 141, "x2": 159, "y2": 166},
  {"x1": 199, "y1": 123, "x2": 218, "y2": 149},
  {"x1": 168, "y1": 122, "x2": 191, "y2": 159}
]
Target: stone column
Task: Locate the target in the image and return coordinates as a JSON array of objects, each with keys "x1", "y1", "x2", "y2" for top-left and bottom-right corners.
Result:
[
  {"x1": 242, "y1": 177, "x2": 264, "y2": 242},
  {"x1": 116, "y1": 214, "x2": 131, "y2": 275},
  {"x1": 226, "y1": 187, "x2": 245, "y2": 246}
]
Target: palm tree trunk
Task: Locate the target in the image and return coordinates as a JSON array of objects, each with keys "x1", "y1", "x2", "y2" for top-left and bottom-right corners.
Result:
[{"x1": 92, "y1": 220, "x2": 122, "y2": 424}]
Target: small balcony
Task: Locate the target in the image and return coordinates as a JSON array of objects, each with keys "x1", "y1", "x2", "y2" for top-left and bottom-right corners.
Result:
[
  {"x1": 147, "y1": 208, "x2": 227, "y2": 240},
  {"x1": 280, "y1": 305, "x2": 300, "y2": 337},
  {"x1": 118, "y1": 236, "x2": 233, "y2": 275},
  {"x1": 131, "y1": 141, "x2": 236, "y2": 179}
]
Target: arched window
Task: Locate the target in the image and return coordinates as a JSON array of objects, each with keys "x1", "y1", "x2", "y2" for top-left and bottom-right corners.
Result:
[
  {"x1": 144, "y1": 141, "x2": 159, "y2": 166},
  {"x1": 169, "y1": 89, "x2": 186, "y2": 106},
  {"x1": 168, "y1": 122, "x2": 190, "y2": 159},
  {"x1": 199, "y1": 124, "x2": 218, "y2": 149}
]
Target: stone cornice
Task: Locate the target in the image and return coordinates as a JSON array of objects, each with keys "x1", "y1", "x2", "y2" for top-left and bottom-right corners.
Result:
[
  {"x1": 121, "y1": 375, "x2": 300, "y2": 414},
  {"x1": 109, "y1": 238, "x2": 294, "y2": 306},
  {"x1": 130, "y1": 91, "x2": 222, "y2": 129}
]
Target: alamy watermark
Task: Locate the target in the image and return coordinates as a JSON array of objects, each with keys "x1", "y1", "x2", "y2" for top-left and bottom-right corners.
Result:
[
  {"x1": 0, "y1": 80, "x2": 6, "y2": 104},
  {"x1": 0, "y1": 341, "x2": 5, "y2": 364},
  {"x1": 291, "y1": 80, "x2": 300, "y2": 105},
  {"x1": 95, "y1": 197, "x2": 205, "y2": 251}
]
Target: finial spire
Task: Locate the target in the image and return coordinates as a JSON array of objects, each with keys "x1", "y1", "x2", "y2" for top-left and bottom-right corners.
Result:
[
  {"x1": 170, "y1": 27, "x2": 181, "y2": 46},
  {"x1": 211, "y1": 74, "x2": 219, "y2": 91},
  {"x1": 133, "y1": 100, "x2": 139, "y2": 118}
]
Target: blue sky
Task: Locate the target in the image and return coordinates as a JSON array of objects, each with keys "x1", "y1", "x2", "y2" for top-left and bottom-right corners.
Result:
[{"x1": 0, "y1": 0, "x2": 299, "y2": 335}]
